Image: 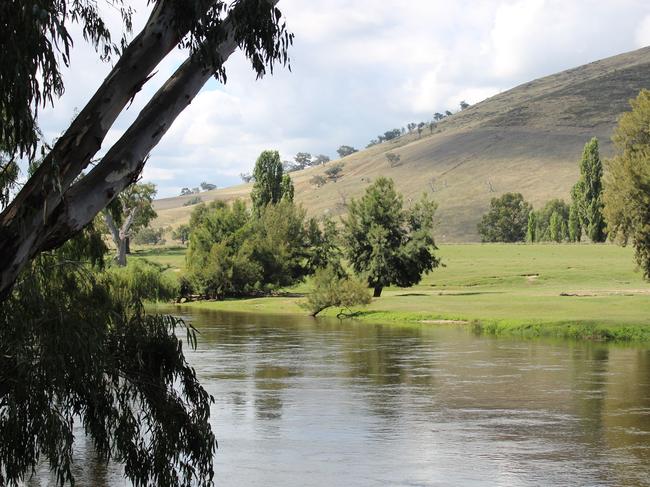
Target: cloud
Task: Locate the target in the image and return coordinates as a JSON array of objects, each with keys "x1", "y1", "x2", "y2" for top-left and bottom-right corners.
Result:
[{"x1": 35, "y1": 0, "x2": 650, "y2": 197}]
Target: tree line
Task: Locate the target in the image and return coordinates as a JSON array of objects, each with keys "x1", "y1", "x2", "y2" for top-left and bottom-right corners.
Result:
[
  {"x1": 182, "y1": 150, "x2": 440, "y2": 310},
  {"x1": 478, "y1": 137, "x2": 607, "y2": 244}
]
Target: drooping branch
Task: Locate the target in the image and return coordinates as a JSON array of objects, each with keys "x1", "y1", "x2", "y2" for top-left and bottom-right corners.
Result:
[{"x1": 0, "y1": 0, "x2": 284, "y2": 298}]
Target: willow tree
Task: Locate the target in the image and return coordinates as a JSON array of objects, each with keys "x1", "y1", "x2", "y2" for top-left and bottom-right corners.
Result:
[{"x1": 0, "y1": 1, "x2": 292, "y2": 485}]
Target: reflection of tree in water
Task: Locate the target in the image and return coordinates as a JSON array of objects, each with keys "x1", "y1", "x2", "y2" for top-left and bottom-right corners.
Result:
[
  {"x1": 254, "y1": 365, "x2": 299, "y2": 420},
  {"x1": 341, "y1": 324, "x2": 439, "y2": 420},
  {"x1": 602, "y1": 348, "x2": 650, "y2": 479}
]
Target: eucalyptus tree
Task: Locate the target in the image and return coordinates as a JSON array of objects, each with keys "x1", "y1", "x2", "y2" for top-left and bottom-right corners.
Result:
[
  {"x1": 0, "y1": 0, "x2": 293, "y2": 484},
  {"x1": 0, "y1": 0, "x2": 293, "y2": 299},
  {"x1": 103, "y1": 182, "x2": 158, "y2": 265}
]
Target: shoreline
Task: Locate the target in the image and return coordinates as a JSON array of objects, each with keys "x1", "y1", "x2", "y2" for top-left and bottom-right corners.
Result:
[{"x1": 174, "y1": 298, "x2": 650, "y2": 343}]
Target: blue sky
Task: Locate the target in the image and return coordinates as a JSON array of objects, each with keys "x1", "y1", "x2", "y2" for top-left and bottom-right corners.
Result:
[{"x1": 39, "y1": 0, "x2": 650, "y2": 197}]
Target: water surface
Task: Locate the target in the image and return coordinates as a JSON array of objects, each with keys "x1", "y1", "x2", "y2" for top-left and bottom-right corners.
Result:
[{"x1": 31, "y1": 309, "x2": 650, "y2": 485}]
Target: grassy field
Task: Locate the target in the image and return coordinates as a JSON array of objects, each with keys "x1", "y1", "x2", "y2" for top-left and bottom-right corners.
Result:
[{"x1": 137, "y1": 243, "x2": 650, "y2": 341}]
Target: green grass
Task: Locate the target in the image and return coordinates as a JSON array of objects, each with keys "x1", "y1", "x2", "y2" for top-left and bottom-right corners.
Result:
[
  {"x1": 129, "y1": 245, "x2": 187, "y2": 273},
  {"x1": 142, "y1": 243, "x2": 650, "y2": 341}
]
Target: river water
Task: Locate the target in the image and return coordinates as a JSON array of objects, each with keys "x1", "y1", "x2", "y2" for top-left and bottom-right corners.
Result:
[{"x1": 30, "y1": 308, "x2": 650, "y2": 486}]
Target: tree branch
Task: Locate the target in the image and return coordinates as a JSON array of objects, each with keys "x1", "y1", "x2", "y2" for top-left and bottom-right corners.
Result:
[{"x1": 0, "y1": 0, "x2": 282, "y2": 298}]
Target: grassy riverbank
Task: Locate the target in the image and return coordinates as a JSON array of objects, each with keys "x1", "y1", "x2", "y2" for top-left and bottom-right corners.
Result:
[{"x1": 135, "y1": 243, "x2": 650, "y2": 341}]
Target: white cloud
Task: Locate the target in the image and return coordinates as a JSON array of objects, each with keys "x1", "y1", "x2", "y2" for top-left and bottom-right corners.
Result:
[{"x1": 34, "y1": 0, "x2": 650, "y2": 196}]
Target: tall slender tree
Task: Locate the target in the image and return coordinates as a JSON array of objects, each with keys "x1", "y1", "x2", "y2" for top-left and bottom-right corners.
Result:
[{"x1": 575, "y1": 138, "x2": 607, "y2": 242}]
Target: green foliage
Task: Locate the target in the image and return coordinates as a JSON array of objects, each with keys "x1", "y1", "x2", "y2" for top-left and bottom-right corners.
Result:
[
  {"x1": 0, "y1": 154, "x2": 18, "y2": 209},
  {"x1": 336, "y1": 145, "x2": 357, "y2": 158},
  {"x1": 575, "y1": 138, "x2": 607, "y2": 242},
  {"x1": 186, "y1": 199, "x2": 327, "y2": 298},
  {"x1": 477, "y1": 192, "x2": 532, "y2": 242},
  {"x1": 173, "y1": 224, "x2": 191, "y2": 244},
  {"x1": 604, "y1": 89, "x2": 650, "y2": 278},
  {"x1": 526, "y1": 211, "x2": 537, "y2": 243},
  {"x1": 251, "y1": 150, "x2": 284, "y2": 210},
  {"x1": 0, "y1": 1, "x2": 132, "y2": 158},
  {"x1": 132, "y1": 226, "x2": 165, "y2": 245},
  {"x1": 184, "y1": 195, "x2": 203, "y2": 206},
  {"x1": 302, "y1": 265, "x2": 372, "y2": 316},
  {"x1": 342, "y1": 177, "x2": 440, "y2": 297},
  {"x1": 0, "y1": 225, "x2": 214, "y2": 487},
  {"x1": 568, "y1": 200, "x2": 582, "y2": 242},
  {"x1": 324, "y1": 162, "x2": 344, "y2": 181},
  {"x1": 281, "y1": 173, "x2": 295, "y2": 202}
]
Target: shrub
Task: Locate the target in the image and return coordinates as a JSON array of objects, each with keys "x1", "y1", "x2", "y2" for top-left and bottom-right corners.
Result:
[{"x1": 302, "y1": 266, "x2": 372, "y2": 316}]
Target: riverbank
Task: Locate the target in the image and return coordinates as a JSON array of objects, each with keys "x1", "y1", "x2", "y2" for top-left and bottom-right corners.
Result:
[{"x1": 139, "y1": 243, "x2": 650, "y2": 342}]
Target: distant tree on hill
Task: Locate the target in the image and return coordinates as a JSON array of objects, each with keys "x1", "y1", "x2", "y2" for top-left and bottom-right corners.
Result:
[
  {"x1": 604, "y1": 89, "x2": 650, "y2": 278},
  {"x1": 386, "y1": 152, "x2": 401, "y2": 167},
  {"x1": 324, "y1": 162, "x2": 344, "y2": 181},
  {"x1": 337, "y1": 145, "x2": 358, "y2": 158},
  {"x1": 294, "y1": 152, "x2": 312, "y2": 169},
  {"x1": 433, "y1": 112, "x2": 444, "y2": 121},
  {"x1": 342, "y1": 177, "x2": 440, "y2": 297},
  {"x1": 460, "y1": 100, "x2": 469, "y2": 110},
  {"x1": 429, "y1": 122, "x2": 436, "y2": 134},
  {"x1": 180, "y1": 187, "x2": 193, "y2": 196},
  {"x1": 407, "y1": 122, "x2": 417, "y2": 133},
  {"x1": 383, "y1": 128, "x2": 402, "y2": 141},
  {"x1": 313, "y1": 154, "x2": 330, "y2": 165},
  {"x1": 183, "y1": 196, "x2": 203, "y2": 206},
  {"x1": 240, "y1": 172, "x2": 254, "y2": 183},
  {"x1": 445, "y1": 110, "x2": 452, "y2": 117},
  {"x1": 417, "y1": 122, "x2": 425, "y2": 137},
  {"x1": 477, "y1": 192, "x2": 531, "y2": 242},
  {"x1": 200, "y1": 182, "x2": 216, "y2": 191}
]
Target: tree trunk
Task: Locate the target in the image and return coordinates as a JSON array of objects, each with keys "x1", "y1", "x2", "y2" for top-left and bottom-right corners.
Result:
[
  {"x1": 0, "y1": 0, "x2": 280, "y2": 299},
  {"x1": 125, "y1": 237, "x2": 131, "y2": 255},
  {"x1": 373, "y1": 286, "x2": 383, "y2": 298}
]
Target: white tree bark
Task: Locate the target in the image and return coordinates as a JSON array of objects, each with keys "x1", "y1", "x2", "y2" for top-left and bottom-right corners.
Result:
[{"x1": 0, "y1": 0, "x2": 280, "y2": 299}]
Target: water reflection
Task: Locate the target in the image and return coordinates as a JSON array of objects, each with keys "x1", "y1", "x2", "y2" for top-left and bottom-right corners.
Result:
[{"x1": 29, "y1": 308, "x2": 650, "y2": 486}]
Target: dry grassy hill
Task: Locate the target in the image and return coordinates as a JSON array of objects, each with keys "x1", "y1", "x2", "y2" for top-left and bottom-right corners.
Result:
[{"x1": 153, "y1": 46, "x2": 650, "y2": 242}]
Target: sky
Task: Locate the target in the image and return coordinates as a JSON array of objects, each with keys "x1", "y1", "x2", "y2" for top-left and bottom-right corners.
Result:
[{"x1": 39, "y1": 0, "x2": 650, "y2": 198}]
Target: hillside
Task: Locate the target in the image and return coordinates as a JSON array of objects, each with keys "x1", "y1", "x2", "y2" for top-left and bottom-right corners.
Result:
[{"x1": 153, "y1": 46, "x2": 650, "y2": 242}]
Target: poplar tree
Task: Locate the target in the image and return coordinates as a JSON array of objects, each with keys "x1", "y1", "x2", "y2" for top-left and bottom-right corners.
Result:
[{"x1": 575, "y1": 138, "x2": 607, "y2": 242}]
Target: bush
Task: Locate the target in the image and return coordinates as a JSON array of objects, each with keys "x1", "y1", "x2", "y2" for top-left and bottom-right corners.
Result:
[
  {"x1": 324, "y1": 162, "x2": 344, "y2": 181},
  {"x1": 302, "y1": 266, "x2": 372, "y2": 316},
  {"x1": 104, "y1": 259, "x2": 179, "y2": 303},
  {"x1": 183, "y1": 196, "x2": 202, "y2": 206},
  {"x1": 310, "y1": 175, "x2": 327, "y2": 187}
]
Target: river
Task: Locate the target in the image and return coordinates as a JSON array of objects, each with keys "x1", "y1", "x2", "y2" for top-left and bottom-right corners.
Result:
[{"x1": 29, "y1": 308, "x2": 650, "y2": 486}]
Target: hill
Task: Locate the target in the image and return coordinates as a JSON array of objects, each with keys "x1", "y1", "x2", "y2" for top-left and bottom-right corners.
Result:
[{"x1": 153, "y1": 46, "x2": 650, "y2": 242}]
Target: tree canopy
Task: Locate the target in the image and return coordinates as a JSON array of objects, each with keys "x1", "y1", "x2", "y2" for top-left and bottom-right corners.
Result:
[
  {"x1": 342, "y1": 177, "x2": 440, "y2": 297},
  {"x1": 604, "y1": 89, "x2": 650, "y2": 278},
  {"x1": 477, "y1": 193, "x2": 531, "y2": 243},
  {"x1": 574, "y1": 138, "x2": 607, "y2": 242}
]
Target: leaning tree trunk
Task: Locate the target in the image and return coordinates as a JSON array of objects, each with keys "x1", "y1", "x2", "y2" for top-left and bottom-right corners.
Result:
[
  {"x1": 0, "y1": 0, "x2": 280, "y2": 299},
  {"x1": 373, "y1": 286, "x2": 383, "y2": 298}
]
